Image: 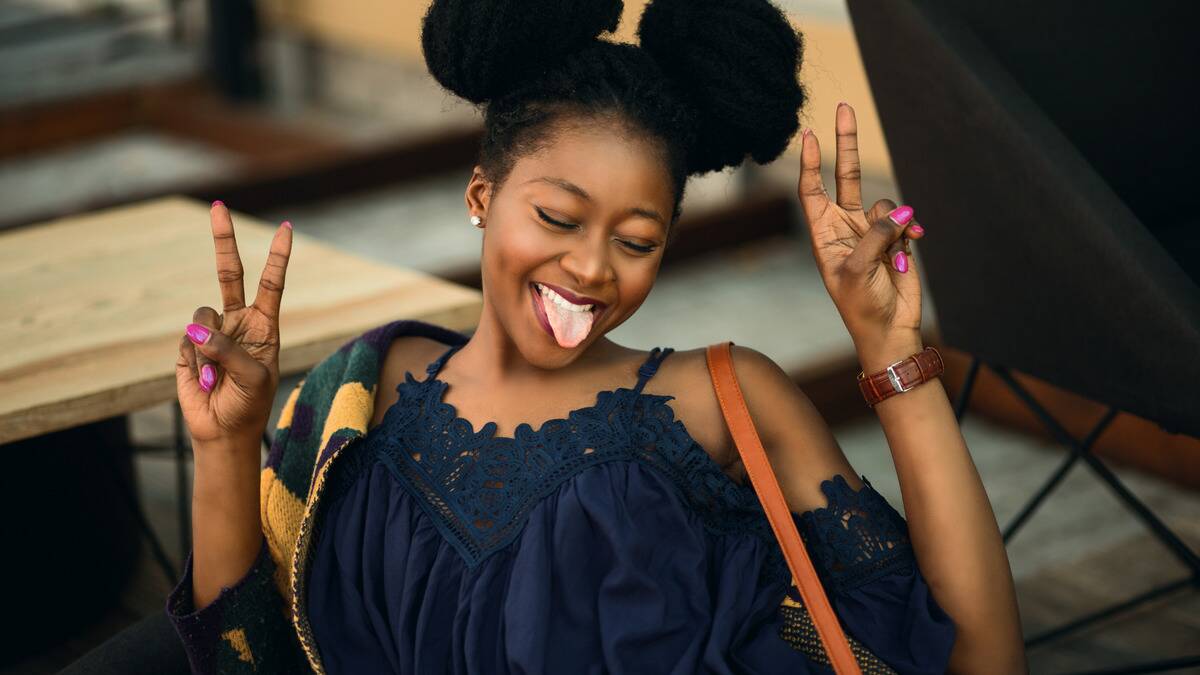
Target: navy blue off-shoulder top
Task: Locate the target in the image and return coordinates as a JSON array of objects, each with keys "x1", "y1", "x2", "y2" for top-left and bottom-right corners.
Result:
[{"x1": 306, "y1": 343, "x2": 955, "y2": 673}]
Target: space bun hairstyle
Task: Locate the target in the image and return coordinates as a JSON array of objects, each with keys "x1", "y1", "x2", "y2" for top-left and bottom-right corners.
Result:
[{"x1": 421, "y1": 0, "x2": 805, "y2": 230}]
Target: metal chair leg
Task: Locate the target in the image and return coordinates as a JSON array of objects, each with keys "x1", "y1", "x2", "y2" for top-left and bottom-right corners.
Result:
[
  {"x1": 107, "y1": 444, "x2": 177, "y2": 586},
  {"x1": 954, "y1": 356, "x2": 1200, "y2": 672}
]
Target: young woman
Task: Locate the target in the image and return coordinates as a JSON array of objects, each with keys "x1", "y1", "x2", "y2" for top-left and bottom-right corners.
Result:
[{"x1": 172, "y1": 0, "x2": 1026, "y2": 672}]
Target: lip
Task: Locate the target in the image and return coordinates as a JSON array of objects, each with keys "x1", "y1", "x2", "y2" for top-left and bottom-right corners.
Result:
[
  {"x1": 530, "y1": 283, "x2": 554, "y2": 338},
  {"x1": 534, "y1": 281, "x2": 608, "y2": 313},
  {"x1": 529, "y1": 282, "x2": 609, "y2": 343}
]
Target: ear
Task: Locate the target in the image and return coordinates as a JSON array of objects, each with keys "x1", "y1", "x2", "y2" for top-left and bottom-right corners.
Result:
[{"x1": 465, "y1": 165, "x2": 492, "y2": 218}]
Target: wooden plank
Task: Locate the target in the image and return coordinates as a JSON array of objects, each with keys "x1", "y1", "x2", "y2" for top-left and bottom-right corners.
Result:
[
  {"x1": 0, "y1": 196, "x2": 482, "y2": 444},
  {"x1": 0, "y1": 120, "x2": 482, "y2": 232},
  {"x1": 0, "y1": 78, "x2": 199, "y2": 160}
]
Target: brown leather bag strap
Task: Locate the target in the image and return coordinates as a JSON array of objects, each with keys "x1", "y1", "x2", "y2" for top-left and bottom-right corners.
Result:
[{"x1": 706, "y1": 341, "x2": 862, "y2": 675}]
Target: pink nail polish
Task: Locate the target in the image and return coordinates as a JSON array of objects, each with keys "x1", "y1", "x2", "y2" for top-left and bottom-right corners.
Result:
[
  {"x1": 909, "y1": 224, "x2": 924, "y2": 235},
  {"x1": 200, "y1": 364, "x2": 216, "y2": 391},
  {"x1": 893, "y1": 251, "x2": 908, "y2": 273},
  {"x1": 889, "y1": 205, "x2": 914, "y2": 226},
  {"x1": 211, "y1": 200, "x2": 224, "y2": 208},
  {"x1": 282, "y1": 220, "x2": 292, "y2": 230},
  {"x1": 186, "y1": 323, "x2": 211, "y2": 345}
]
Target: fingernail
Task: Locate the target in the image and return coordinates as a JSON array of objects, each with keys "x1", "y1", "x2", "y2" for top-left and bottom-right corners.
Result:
[
  {"x1": 801, "y1": 127, "x2": 810, "y2": 139},
  {"x1": 186, "y1": 323, "x2": 211, "y2": 345},
  {"x1": 909, "y1": 224, "x2": 924, "y2": 235},
  {"x1": 282, "y1": 220, "x2": 292, "y2": 230},
  {"x1": 211, "y1": 200, "x2": 223, "y2": 208},
  {"x1": 200, "y1": 364, "x2": 216, "y2": 392},
  {"x1": 838, "y1": 101, "x2": 848, "y2": 108},
  {"x1": 889, "y1": 205, "x2": 914, "y2": 226},
  {"x1": 893, "y1": 251, "x2": 908, "y2": 273}
]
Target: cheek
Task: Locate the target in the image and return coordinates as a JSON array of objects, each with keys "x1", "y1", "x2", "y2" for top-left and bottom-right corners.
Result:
[
  {"x1": 484, "y1": 220, "x2": 546, "y2": 280},
  {"x1": 505, "y1": 228, "x2": 551, "y2": 265},
  {"x1": 613, "y1": 263, "x2": 658, "y2": 309}
]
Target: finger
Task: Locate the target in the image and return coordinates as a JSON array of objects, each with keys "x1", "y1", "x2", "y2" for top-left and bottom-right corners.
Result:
[
  {"x1": 185, "y1": 317, "x2": 268, "y2": 390},
  {"x1": 210, "y1": 201, "x2": 247, "y2": 313},
  {"x1": 899, "y1": 217, "x2": 923, "y2": 256},
  {"x1": 188, "y1": 307, "x2": 222, "y2": 392},
  {"x1": 180, "y1": 333, "x2": 199, "y2": 374},
  {"x1": 176, "y1": 334, "x2": 202, "y2": 398},
  {"x1": 797, "y1": 128, "x2": 833, "y2": 233},
  {"x1": 870, "y1": 199, "x2": 908, "y2": 266},
  {"x1": 252, "y1": 221, "x2": 293, "y2": 321},
  {"x1": 834, "y1": 103, "x2": 863, "y2": 212}
]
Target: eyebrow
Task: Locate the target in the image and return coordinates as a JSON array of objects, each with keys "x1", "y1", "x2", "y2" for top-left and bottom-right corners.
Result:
[{"x1": 526, "y1": 176, "x2": 667, "y2": 228}]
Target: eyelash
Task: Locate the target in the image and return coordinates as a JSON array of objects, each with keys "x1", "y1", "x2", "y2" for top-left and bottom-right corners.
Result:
[{"x1": 536, "y1": 207, "x2": 658, "y2": 254}]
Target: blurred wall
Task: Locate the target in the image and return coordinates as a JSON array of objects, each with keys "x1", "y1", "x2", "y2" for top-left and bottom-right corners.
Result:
[{"x1": 258, "y1": 0, "x2": 893, "y2": 179}]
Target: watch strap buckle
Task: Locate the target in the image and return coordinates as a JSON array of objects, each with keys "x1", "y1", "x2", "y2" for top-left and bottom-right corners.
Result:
[{"x1": 886, "y1": 357, "x2": 916, "y2": 393}]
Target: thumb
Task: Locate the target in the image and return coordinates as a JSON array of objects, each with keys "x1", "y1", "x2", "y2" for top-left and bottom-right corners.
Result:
[
  {"x1": 847, "y1": 200, "x2": 912, "y2": 272},
  {"x1": 184, "y1": 323, "x2": 267, "y2": 390}
]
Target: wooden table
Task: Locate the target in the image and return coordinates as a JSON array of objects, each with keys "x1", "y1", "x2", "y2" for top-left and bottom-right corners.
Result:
[
  {"x1": 0, "y1": 196, "x2": 481, "y2": 619},
  {"x1": 0, "y1": 195, "x2": 482, "y2": 445}
]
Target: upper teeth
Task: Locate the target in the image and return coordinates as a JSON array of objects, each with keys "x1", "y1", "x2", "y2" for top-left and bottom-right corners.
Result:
[{"x1": 536, "y1": 283, "x2": 594, "y2": 312}]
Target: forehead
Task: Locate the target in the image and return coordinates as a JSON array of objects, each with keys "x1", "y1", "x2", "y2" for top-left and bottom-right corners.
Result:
[{"x1": 508, "y1": 123, "x2": 674, "y2": 216}]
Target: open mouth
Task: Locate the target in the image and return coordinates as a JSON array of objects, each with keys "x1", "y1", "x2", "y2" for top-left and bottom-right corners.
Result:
[{"x1": 529, "y1": 282, "x2": 605, "y2": 348}]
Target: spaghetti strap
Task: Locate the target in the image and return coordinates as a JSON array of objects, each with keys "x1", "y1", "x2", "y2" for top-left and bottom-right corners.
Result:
[
  {"x1": 425, "y1": 343, "x2": 465, "y2": 380},
  {"x1": 633, "y1": 347, "x2": 675, "y2": 394}
]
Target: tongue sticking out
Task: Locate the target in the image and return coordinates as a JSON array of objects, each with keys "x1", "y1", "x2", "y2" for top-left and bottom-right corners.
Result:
[{"x1": 542, "y1": 293, "x2": 595, "y2": 348}]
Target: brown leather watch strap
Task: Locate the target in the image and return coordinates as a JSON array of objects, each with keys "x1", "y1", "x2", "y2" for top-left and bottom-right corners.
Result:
[{"x1": 857, "y1": 346, "x2": 944, "y2": 407}]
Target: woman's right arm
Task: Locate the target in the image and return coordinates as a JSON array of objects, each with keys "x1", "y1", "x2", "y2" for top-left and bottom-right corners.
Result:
[
  {"x1": 191, "y1": 433, "x2": 264, "y2": 610},
  {"x1": 166, "y1": 203, "x2": 312, "y2": 673}
]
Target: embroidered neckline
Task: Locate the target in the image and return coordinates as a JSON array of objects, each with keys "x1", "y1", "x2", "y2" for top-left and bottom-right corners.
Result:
[
  {"x1": 322, "y1": 343, "x2": 916, "y2": 594},
  {"x1": 325, "y1": 360, "x2": 780, "y2": 570},
  {"x1": 417, "y1": 370, "x2": 653, "y2": 443}
]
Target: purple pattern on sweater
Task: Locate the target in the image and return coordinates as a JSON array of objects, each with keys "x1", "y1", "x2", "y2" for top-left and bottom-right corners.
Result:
[
  {"x1": 291, "y1": 403, "x2": 315, "y2": 441},
  {"x1": 317, "y1": 433, "x2": 354, "y2": 471}
]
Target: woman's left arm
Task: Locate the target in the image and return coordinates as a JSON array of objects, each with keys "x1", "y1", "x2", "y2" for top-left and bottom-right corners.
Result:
[
  {"x1": 763, "y1": 102, "x2": 1027, "y2": 673},
  {"x1": 855, "y1": 333, "x2": 1027, "y2": 675}
]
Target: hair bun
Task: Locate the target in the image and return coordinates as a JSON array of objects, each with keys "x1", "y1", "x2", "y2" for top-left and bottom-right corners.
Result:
[
  {"x1": 422, "y1": 0, "x2": 625, "y2": 105},
  {"x1": 638, "y1": 0, "x2": 805, "y2": 175}
]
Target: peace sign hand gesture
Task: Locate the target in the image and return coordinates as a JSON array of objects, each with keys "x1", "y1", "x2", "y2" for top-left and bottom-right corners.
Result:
[
  {"x1": 797, "y1": 103, "x2": 926, "y2": 360},
  {"x1": 174, "y1": 202, "x2": 293, "y2": 450}
]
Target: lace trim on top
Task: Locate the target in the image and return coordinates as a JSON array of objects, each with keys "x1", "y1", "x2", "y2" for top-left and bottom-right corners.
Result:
[
  {"x1": 793, "y1": 474, "x2": 914, "y2": 595},
  {"x1": 321, "y1": 344, "x2": 915, "y2": 593}
]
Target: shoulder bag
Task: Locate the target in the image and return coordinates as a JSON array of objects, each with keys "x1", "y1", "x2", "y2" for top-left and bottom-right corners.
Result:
[{"x1": 705, "y1": 340, "x2": 863, "y2": 675}]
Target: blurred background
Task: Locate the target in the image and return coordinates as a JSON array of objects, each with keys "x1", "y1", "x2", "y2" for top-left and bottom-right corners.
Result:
[{"x1": 0, "y1": 1, "x2": 1197, "y2": 673}]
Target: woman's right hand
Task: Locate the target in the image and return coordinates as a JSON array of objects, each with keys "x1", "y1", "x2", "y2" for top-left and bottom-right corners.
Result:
[{"x1": 175, "y1": 201, "x2": 293, "y2": 449}]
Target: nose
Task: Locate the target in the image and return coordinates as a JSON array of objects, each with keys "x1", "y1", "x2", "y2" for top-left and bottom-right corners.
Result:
[{"x1": 560, "y1": 233, "x2": 614, "y2": 289}]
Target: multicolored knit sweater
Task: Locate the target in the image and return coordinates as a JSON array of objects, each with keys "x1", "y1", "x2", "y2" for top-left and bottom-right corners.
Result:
[{"x1": 165, "y1": 319, "x2": 470, "y2": 674}]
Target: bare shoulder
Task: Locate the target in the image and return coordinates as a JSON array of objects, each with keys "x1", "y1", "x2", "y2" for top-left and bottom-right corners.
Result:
[
  {"x1": 647, "y1": 344, "x2": 862, "y2": 509},
  {"x1": 639, "y1": 345, "x2": 747, "y2": 483},
  {"x1": 371, "y1": 335, "x2": 456, "y2": 431}
]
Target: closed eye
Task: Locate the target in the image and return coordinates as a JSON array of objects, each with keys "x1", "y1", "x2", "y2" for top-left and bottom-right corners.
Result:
[
  {"x1": 536, "y1": 206, "x2": 577, "y2": 231},
  {"x1": 535, "y1": 207, "x2": 659, "y2": 255}
]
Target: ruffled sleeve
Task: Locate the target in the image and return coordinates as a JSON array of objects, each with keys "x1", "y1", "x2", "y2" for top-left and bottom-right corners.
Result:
[{"x1": 777, "y1": 474, "x2": 957, "y2": 674}]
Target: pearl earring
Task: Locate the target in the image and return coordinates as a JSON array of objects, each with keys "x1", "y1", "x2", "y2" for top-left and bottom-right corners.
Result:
[{"x1": 470, "y1": 215, "x2": 482, "y2": 226}]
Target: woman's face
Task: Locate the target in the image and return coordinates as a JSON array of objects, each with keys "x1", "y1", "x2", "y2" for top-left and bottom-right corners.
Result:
[{"x1": 465, "y1": 120, "x2": 675, "y2": 369}]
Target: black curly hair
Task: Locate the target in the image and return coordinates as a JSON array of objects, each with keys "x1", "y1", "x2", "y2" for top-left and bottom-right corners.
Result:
[{"x1": 420, "y1": 0, "x2": 806, "y2": 237}]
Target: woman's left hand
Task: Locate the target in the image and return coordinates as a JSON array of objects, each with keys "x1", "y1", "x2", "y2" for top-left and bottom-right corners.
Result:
[{"x1": 796, "y1": 102, "x2": 926, "y2": 357}]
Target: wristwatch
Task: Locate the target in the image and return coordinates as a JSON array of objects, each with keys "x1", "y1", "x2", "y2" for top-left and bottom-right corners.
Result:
[{"x1": 857, "y1": 346, "x2": 944, "y2": 407}]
